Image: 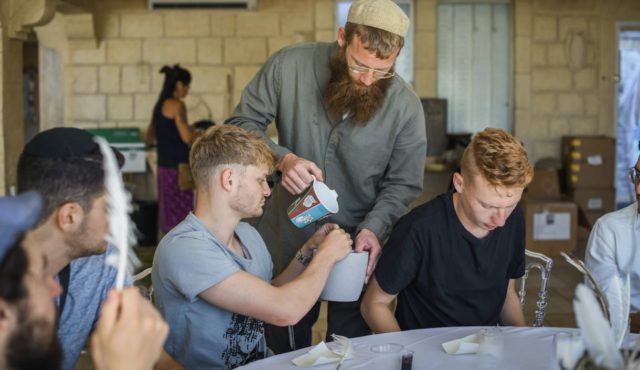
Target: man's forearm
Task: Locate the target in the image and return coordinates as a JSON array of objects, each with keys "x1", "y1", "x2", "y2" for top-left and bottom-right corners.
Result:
[
  {"x1": 271, "y1": 249, "x2": 307, "y2": 287},
  {"x1": 268, "y1": 251, "x2": 339, "y2": 325},
  {"x1": 361, "y1": 302, "x2": 400, "y2": 334},
  {"x1": 500, "y1": 289, "x2": 526, "y2": 326}
]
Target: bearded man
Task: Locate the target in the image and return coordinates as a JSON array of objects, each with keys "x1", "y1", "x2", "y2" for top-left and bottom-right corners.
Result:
[{"x1": 226, "y1": 0, "x2": 427, "y2": 352}]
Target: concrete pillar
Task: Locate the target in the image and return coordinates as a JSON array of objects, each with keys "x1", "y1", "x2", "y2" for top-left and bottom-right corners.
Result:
[{"x1": 0, "y1": 0, "x2": 56, "y2": 194}]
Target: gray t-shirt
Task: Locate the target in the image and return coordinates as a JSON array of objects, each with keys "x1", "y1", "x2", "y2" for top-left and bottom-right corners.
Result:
[{"x1": 152, "y1": 213, "x2": 273, "y2": 369}]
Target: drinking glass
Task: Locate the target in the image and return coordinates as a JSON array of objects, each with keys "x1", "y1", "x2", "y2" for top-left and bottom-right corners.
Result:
[
  {"x1": 477, "y1": 327, "x2": 504, "y2": 369},
  {"x1": 370, "y1": 343, "x2": 405, "y2": 369}
]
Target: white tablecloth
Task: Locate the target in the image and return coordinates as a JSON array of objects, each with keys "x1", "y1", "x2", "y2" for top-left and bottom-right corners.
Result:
[{"x1": 235, "y1": 326, "x2": 599, "y2": 370}]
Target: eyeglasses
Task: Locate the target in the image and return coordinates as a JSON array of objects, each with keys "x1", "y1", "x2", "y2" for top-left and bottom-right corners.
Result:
[
  {"x1": 629, "y1": 166, "x2": 640, "y2": 184},
  {"x1": 347, "y1": 64, "x2": 395, "y2": 80}
]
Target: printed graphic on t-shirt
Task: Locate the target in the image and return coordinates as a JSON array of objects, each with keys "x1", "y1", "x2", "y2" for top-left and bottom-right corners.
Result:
[{"x1": 222, "y1": 313, "x2": 265, "y2": 368}]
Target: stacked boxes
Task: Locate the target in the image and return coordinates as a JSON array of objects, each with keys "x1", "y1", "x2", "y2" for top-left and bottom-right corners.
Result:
[
  {"x1": 522, "y1": 167, "x2": 577, "y2": 256},
  {"x1": 523, "y1": 200, "x2": 578, "y2": 256},
  {"x1": 569, "y1": 188, "x2": 615, "y2": 227},
  {"x1": 562, "y1": 136, "x2": 616, "y2": 228}
]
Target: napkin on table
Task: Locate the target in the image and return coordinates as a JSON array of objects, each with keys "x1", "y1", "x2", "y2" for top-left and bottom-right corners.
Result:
[
  {"x1": 441, "y1": 332, "x2": 481, "y2": 355},
  {"x1": 292, "y1": 341, "x2": 354, "y2": 367}
]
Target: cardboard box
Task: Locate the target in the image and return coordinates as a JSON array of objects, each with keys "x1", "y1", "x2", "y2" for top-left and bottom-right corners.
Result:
[
  {"x1": 526, "y1": 168, "x2": 561, "y2": 200},
  {"x1": 576, "y1": 208, "x2": 605, "y2": 229},
  {"x1": 524, "y1": 200, "x2": 578, "y2": 256},
  {"x1": 562, "y1": 136, "x2": 615, "y2": 189},
  {"x1": 570, "y1": 188, "x2": 615, "y2": 213}
]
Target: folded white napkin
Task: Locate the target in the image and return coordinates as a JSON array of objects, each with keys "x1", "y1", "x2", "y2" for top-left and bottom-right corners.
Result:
[
  {"x1": 441, "y1": 333, "x2": 481, "y2": 355},
  {"x1": 292, "y1": 341, "x2": 353, "y2": 367}
]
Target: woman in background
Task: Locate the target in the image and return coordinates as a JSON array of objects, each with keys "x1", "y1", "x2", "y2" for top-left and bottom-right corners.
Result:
[{"x1": 148, "y1": 64, "x2": 196, "y2": 235}]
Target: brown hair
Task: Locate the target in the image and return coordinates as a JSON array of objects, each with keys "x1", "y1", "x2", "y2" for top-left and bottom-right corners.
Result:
[
  {"x1": 344, "y1": 22, "x2": 404, "y2": 59},
  {"x1": 461, "y1": 128, "x2": 533, "y2": 188},
  {"x1": 190, "y1": 125, "x2": 276, "y2": 188}
]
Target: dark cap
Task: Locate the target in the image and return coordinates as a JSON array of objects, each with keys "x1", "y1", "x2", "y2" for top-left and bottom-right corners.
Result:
[
  {"x1": 23, "y1": 127, "x2": 125, "y2": 167},
  {"x1": 0, "y1": 191, "x2": 42, "y2": 264}
]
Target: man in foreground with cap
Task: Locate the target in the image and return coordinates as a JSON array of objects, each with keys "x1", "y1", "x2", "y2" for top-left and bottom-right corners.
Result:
[
  {"x1": 0, "y1": 192, "x2": 169, "y2": 370},
  {"x1": 226, "y1": 0, "x2": 426, "y2": 351},
  {"x1": 362, "y1": 128, "x2": 530, "y2": 332},
  {"x1": 17, "y1": 127, "x2": 181, "y2": 370},
  {"x1": 152, "y1": 125, "x2": 352, "y2": 369}
]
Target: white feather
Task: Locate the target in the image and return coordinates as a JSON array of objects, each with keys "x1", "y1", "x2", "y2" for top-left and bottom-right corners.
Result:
[
  {"x1": 574, "y1": 284, "x2": 624, "y2": 369},
  {"x1": 95, "y1": 137, "x2": 139, "y2": 290},
  {"x1": 554, "y1": 332, "x2": 585, "y2": 370},
  {"x1": 606, "y1": 272, "x2": 631, "y2": 348}
]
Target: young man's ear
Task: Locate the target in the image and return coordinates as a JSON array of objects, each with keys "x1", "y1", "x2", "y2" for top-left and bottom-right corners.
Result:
[
  {"x1": 452, "y1": 172, "x2": 464, "y2": 194},
  {"x1": 220, "y1": 168, "x2": 235, "y2": 192},
  {"x1": 0, "y1": 300, "x2": 16, "y2": 333},
  {"x1": 337, "y1": 27, "x2": 346, "y2": 48},
  {"x1": 56, "y1": 203, "x2": 84, "y2": 233}
]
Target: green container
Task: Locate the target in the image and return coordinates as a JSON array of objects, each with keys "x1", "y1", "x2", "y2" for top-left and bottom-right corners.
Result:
[{"x1": 88, "y1": 128, "x2": 146, "y2": 173}]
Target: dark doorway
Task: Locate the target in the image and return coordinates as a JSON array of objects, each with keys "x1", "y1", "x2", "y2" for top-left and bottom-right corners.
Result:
[{"x1": 23, "y1": 32, "x2": 39, "y2": 144}]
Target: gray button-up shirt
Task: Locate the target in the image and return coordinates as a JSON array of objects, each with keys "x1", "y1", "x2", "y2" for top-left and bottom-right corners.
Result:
[{"x1": 226, "y1": 42, "x2": 427, "y2": 273}]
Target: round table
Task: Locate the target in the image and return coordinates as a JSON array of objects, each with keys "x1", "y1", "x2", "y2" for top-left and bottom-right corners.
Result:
[{"x1": 236, "y1": 326, "x2": 603, "y2": 370}]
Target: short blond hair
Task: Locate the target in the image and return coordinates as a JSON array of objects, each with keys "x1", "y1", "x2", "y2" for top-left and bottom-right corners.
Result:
[
  {"x1": 461, "y1": 128, "x2": 533, "y2": 188},
  {"x1": 190, "y1": 125, "x2": 276, "y2": 188}
]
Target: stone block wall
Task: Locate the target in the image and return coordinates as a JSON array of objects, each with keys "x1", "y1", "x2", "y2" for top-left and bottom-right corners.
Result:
[
  {"x1": 60, "y1": 0, "x2": 440, "y2": 133},
  {"x1": 513, "y1": 0, "x2": 640, "y2": 163},
  {"x1": 513, "y1": 0, "x2": 601, "y2": 163},
  {"x1": 62, "y1": 0, "x2": 342, "y2": 132},
  {"x1": 25, "y1": 0, "x2": 640, "y2": 169}
]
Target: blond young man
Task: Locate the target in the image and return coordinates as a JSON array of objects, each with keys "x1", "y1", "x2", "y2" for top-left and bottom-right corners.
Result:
[
  {"x1": 362, "y1": 128, "x2": 533, "y2": 333},
  {"x1": 152, "y1": 125, "x2": 352, "y2": 369}
]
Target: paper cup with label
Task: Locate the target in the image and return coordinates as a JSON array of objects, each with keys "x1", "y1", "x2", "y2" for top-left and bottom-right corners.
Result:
[
  {"x1": 320, "y1": 251, "x2": 368, "y2": 302},
  {"x1": 287, "y1": 176, "x2": 339, "y2": 228}
]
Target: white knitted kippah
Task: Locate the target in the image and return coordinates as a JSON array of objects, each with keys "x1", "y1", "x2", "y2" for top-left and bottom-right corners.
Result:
[{"x1": 347, "y1": 0, "x2": 409, "y2": 37}]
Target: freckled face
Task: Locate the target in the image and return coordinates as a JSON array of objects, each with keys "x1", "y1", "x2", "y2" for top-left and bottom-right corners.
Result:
[{"x1": 456, "y1": 174, "x2": 523, "y2": 234}]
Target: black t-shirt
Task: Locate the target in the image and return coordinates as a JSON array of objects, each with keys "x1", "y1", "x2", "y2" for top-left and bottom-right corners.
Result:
[{"x1": 374, "y1": 192, "x2": 525, "y2": 330}]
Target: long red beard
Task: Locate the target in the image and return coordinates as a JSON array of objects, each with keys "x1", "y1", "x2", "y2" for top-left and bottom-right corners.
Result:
[{"x1": 323, "y1": 47, "x2": 393, "y2": 125}]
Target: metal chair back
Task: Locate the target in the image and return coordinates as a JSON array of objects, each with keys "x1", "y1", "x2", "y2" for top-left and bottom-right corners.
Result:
[{"x1": 518, "y1": 249, "x2": 553, "y2": 327}]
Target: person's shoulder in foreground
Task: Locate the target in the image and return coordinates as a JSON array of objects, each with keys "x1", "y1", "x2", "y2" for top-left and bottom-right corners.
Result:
[{"x1": 58, "y1": 244, "x2": 132, "y2": 370}]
